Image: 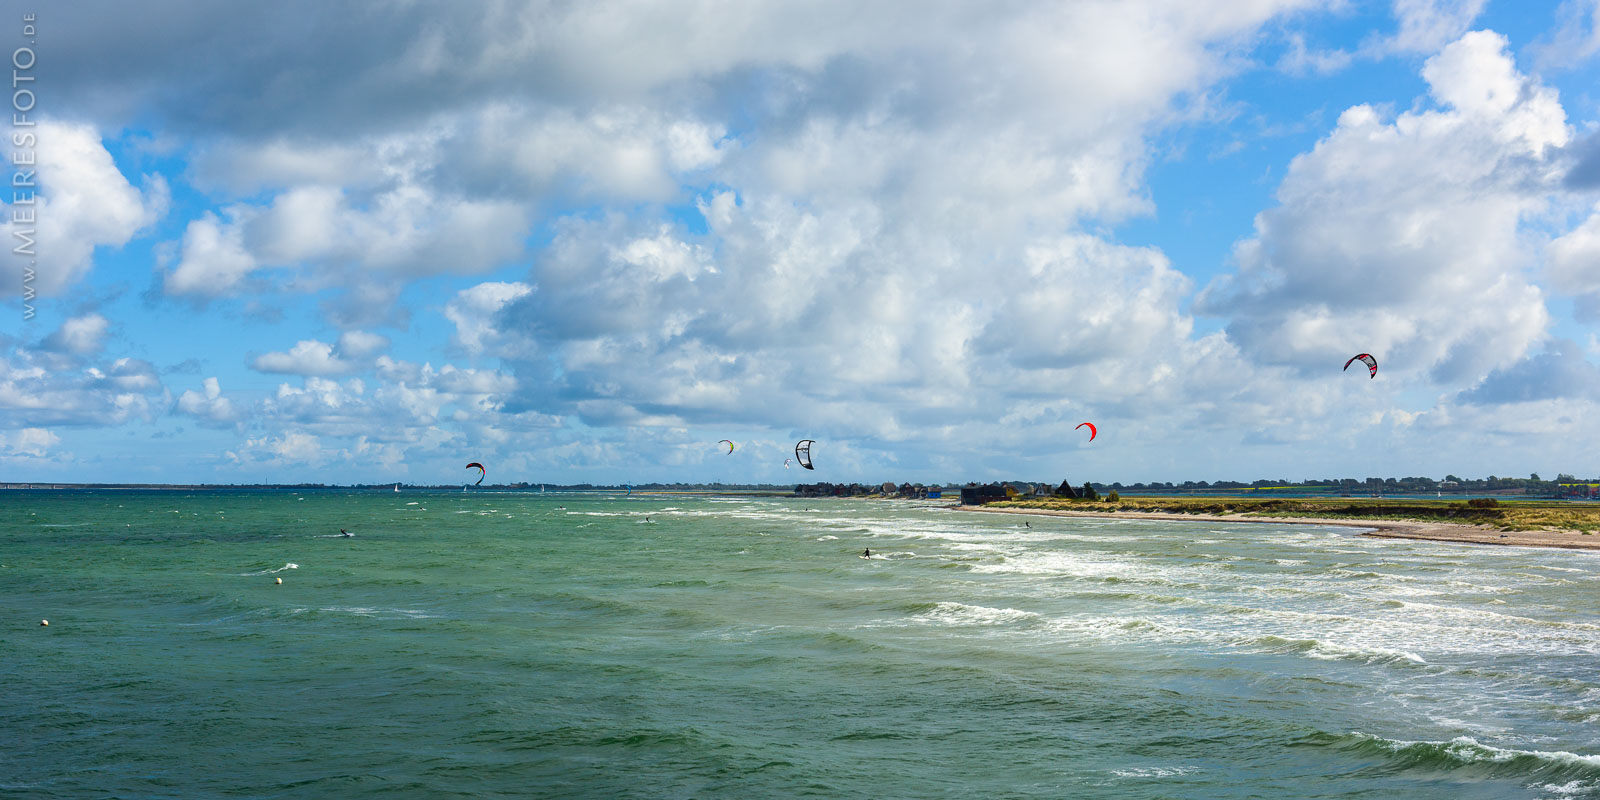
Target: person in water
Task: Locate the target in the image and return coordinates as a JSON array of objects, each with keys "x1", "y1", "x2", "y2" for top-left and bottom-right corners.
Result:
[
  {"x1": 863, "y1": 548, "x2": 871, "y2": 557},
  {"x1": 340, "y1": 529, "x2": 352, "y2": 537}
]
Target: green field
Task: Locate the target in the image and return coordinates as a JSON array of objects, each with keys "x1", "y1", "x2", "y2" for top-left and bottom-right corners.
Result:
[{"x1": 989, "y1": 496, "x2": 1600, "y2": 533}]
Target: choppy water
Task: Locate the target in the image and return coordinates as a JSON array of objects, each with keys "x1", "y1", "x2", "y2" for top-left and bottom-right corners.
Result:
[{"x1": 4, "y1": 491, "x2": 1600, "y2": 799}]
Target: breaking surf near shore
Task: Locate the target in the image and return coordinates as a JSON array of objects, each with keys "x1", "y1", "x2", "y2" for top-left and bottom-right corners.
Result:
[{"x1": 954, "y1": 504, "x2": 1600, "y2": 552}]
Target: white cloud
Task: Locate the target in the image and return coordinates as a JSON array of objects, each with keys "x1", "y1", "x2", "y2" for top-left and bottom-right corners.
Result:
[
  {"x1": 1547, "y1": 202, "x2": 1600, "y2": 319},
  {"x1": 0, "y1": 351, "x2": 165, "y2": 428},
  {"x1": 251, "y1": 340, "x2": 359, "y2": 376},
  {"x1": 1199, "y1": 31, "x2": 1566, "y2": 384},
  {"x1": 1533, "y1": 0, "x2": 1600, "y2": 70},
  {"x1": 240, "y1": 431, "x2": 329, "y2": 465},
  {"x1": 165, "y1": 177, "x2": 528, "y2": 303},
  {"x1": 0, "y1": 121, "x2": 168, "y2": 296},
  {"x1": 165, "y1": 211, "x2": 259, "y2": 296},
  {"x1": 335, "y1": 330, "x2": 390, "y2": 359},
  {"x1": 39, "y1": 313, "x2": 110, "y2": 355},
  {"x1": 445, "y1": 281, "x2": 535, "y2": 357},
  {"x1": 1382, "y1": 0, "x2": 1488, "y2": 55},
  {"x1": 0, "y1": 427, "x2": 60, "y2": 458},
  {"x1": 175, "y1": 377, "x2": 238, "y2": 426}
]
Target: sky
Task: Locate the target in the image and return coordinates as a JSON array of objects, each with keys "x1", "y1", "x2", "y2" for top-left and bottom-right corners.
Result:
[{"x1": 3, "y1": 0, "x2": 1600, "y2": 487}]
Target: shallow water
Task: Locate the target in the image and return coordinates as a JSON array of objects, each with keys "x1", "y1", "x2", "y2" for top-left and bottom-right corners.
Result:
[{"x1": 4, "y1": 491, "x2": 1600, "y2": 798}]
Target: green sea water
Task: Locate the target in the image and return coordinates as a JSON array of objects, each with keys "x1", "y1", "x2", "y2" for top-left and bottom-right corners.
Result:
[{"x1": 5, "y1": 490, "x2": 1600, "y2": 799}]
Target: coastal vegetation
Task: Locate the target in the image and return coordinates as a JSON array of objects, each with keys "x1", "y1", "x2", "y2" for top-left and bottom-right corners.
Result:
[{"x1": 989, "y1": 496, "x2": 1600, "y2": 533}]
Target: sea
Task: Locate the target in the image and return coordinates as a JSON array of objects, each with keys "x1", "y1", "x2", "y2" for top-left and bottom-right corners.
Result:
[{"x1": 5, "y1": 490, "x2": 1600, "y2": 799}]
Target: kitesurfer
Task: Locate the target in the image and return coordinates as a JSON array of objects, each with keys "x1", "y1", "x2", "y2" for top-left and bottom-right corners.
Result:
[
  {"x1": 341, "y1": 529, "x2": 352, "y2": 537},
  {"x1": 863, "y1": 548, "x2": 871, "y2": 558}
]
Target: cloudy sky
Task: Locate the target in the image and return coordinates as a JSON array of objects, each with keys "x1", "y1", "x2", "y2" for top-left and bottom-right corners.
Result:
[{"x1": 4, "y1": 0, "x2": 1599, "y2": 486}]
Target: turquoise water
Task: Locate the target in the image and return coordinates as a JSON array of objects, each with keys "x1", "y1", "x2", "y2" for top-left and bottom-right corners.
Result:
[{"x1": 5, "y1": 491, "x2": 1600, "y2": 799}]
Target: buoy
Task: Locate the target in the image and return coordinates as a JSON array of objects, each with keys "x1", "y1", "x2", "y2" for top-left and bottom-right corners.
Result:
[
  {"x1": 40, "y1": 619, "x2": 47, "y2": 626},
  {"x1": 275, "y1": 577, "x2": 283, "y2": 585}
]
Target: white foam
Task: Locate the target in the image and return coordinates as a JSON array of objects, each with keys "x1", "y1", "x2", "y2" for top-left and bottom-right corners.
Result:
[
  {"x1": 1359, "y1": 733, "x2": 1600, "y2": 769},
  {"x1": 917, "y1": 602, "x2": 1040, "y2": 626},
  {"x1": 240, "y1": 562, "x2": 298, "y2": 576},
  {"x1": 1302, "y1": 640, "x2": 1427, "y2": 665},
  {"x1": 300, "y1": 606, "x2": 441, "y2": 619},
  {"x1": 1110, "y1": 766, "x2": 1200, "y2": 778}
]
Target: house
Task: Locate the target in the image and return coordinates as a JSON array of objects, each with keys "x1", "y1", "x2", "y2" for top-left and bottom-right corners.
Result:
[{"x1": 960, "y1": 483, "x2": 1009, "y2": 505}]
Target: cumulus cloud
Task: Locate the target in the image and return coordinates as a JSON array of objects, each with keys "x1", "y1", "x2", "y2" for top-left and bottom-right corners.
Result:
[
  {"x1": 0, "y1": 121, "x2": 168, "y2": 296},
  {"x1": 1547, "y1": 202, "x2": 1600, "y2": 319},
  {"x1": 165, "y1": 180, "x2": 529, "y2": 302},
  {"x1": 38, "y1": 313, "x2": 110, "y2": 355},
  {"x1": 0, "y1": 351, "x2": 166, "y2": 427},
  {"x1": 238, "y1": 431, "x2": 329, "y2": 465},
  {"x1": 0, "y1": 427, "x2": 61, "y2": 458},
  {"x1": 335, "y1": 330, "x2": 390, "y2": 359},
  {"x1": 175, "y1": 377, "x2": 238, "y2": 426},
  {"x1": 1456, "y1": 339, "x2": 1600, "y2": 404},
  {"x1": 1198, "y1": 31, "x2": 1565, "y2": 384},
  {"x1": 445, "y1": 281, "x2": 535, "y2": 357},
  {"x1": 165, "y1": 210, "x2": 258, "y2": 296},
  {"x1": 250, "y1": 340, "x2": 360, "y2": 377}
]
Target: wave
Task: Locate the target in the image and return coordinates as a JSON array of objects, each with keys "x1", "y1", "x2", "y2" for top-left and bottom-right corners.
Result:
[
  {"x1": 238, "y1": 562, "x2": 298, "y2": 576},
  {"x1": 910, "y1": 601, "x2": 1040, "y2": 626},
  {"x1": 1301, "y1": 732, "x2": 1600, "y2": 784},
  {"x1": 1253, "y1": 634, "x2": 1427, "y2": 665},
  {"x1": 1045, "y1": 615, "x2": 1432, "y2": 666},
  {"x1": 295, "y1": 606, "x2": 441, "y2": 620},
  {"x1": 1109, "y1": 766, "x2": 1201, "y2": 778}
]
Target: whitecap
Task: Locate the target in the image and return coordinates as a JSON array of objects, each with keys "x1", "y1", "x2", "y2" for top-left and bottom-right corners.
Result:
[
  {"x1": 916, "y1": 601, "x2": 1040, "y2": 626},
  {"x1": 239, "y1": 562, "x2": 298, "y2": 576},
  {"x1": 1110, "y1": 766, "x2": 1200, "y2": 778}
]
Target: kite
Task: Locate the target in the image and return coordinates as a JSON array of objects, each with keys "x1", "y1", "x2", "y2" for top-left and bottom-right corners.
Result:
[
  {"x1": 465, "y1": 462, "x2": 486, "y2": 486},
  {"x1": 1076, "y1": 422, "x2": 1096, "y2": 442},
  {"x1": 795, "y1": 439, "x2": 815, "y2": 470},
  {"x1": 784, "y1": 458, "x2": 793, "y2": 469},
  {"x1": 718, "y1": 439, "x2": 735, "y2": 454},
  {"x1": 1343, "y1": 353, "x2": 1378, "y2": 378}
]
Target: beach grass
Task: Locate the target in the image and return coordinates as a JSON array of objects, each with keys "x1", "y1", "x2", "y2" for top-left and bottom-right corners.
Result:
[{"x1": 989, "y1": 496, "x2": 1600, "y2": 534}]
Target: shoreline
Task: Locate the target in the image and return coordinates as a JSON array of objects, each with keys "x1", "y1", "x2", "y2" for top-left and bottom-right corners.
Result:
[{"x1": 952, "y1": 504, "x2": 1600, "y2": 552}]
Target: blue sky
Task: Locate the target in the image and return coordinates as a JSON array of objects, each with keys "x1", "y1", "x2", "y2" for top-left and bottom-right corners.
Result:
[{"x1": 3, "y1": 0, "x2": 1600, "y2": 486}]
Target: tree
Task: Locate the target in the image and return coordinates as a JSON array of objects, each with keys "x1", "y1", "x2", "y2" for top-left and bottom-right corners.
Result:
[
  {"x1": 1080, "y1": 482, "x2": 1098, "y2": 500},
  {"x1": 1530, "y1": 473, "x2": 1541, "y2": 482}
]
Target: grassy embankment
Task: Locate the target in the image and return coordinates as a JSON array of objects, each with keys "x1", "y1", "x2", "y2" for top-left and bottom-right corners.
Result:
[{"x1": 988, "y1": 496, "x2": 1600, "y2": 534}]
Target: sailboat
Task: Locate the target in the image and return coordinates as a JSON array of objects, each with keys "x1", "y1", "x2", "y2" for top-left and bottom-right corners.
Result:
[{"x1": 394, "y1": 483, "x2": 400, "y2": 493}]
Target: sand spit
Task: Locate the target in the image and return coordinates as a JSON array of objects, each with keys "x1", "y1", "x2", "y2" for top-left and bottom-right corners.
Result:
[{"x1": 954, "y1": 505, "x2": 1600, "y2": 552}]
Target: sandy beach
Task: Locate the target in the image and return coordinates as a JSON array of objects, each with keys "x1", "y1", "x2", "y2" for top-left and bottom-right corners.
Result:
[{"x1": 956, "y1": 504, "x2": 1600, "y2": 552}]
